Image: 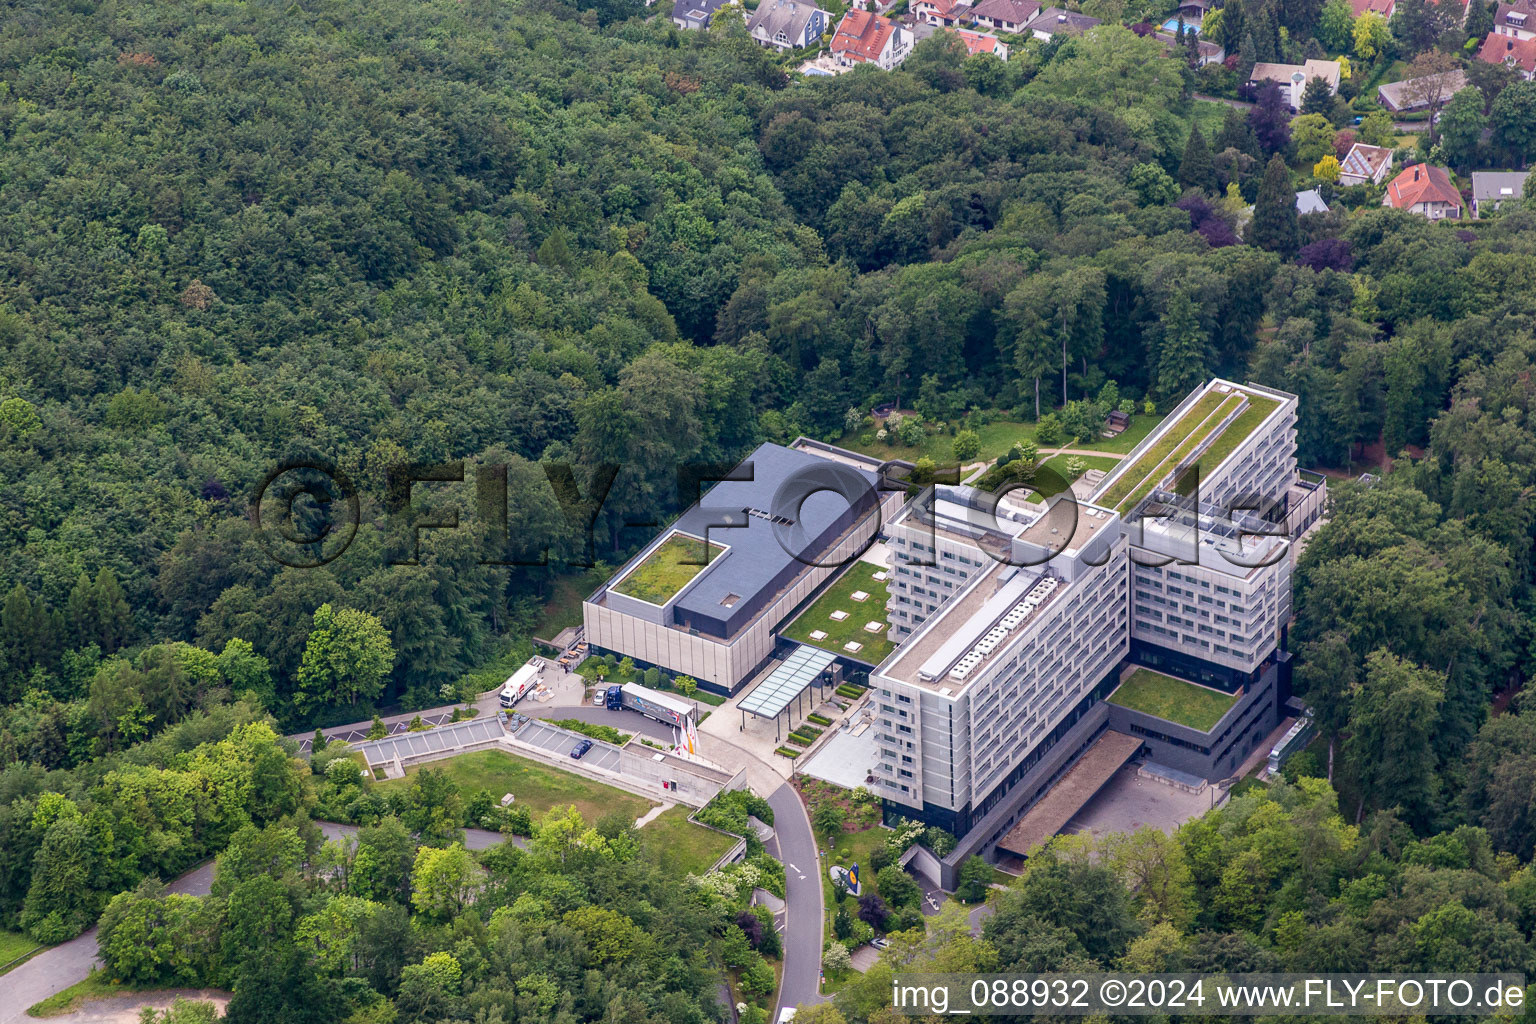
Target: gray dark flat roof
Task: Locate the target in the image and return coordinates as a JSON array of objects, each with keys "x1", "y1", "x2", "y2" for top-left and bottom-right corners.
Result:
[{"x1": 601, "y1": 442, "x2": 883, "y2": 636}]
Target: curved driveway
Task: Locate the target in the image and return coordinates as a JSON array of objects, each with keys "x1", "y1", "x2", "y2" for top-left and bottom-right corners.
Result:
[{"x1": 767, "y1": 782, "x2": 826, "y2": 1016}]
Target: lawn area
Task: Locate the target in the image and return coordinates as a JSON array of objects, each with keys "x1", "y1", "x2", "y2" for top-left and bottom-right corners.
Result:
[
  {"x1": 1108, "y1": 668, "x2": 1238, "y2": 732},
  {"x1": 612, "y1": 532, "x2": 723, "y2": 605},
  {"x1": 830, "y1": 412, "x2": 1167, "y2": 468},
  {"x1": 374, "y1": 748, "x2": 657, "y2": 824},
  {"x1": 640, "y1": 805, "x2": 740, "y2": 875},
  {"x1": 0, "y1": 928, "x2": 40, "y2": 975},
  {"x1": 780, "y1": 560, "x2": 895, "y2": 664},
  {"x1": 1097, "y1": 391, "x2": 1242, "y2": 513},
  {"x1": 1040, "y1": 453, "x2": 1123, "y2": 485},
  {"x1": 1188, "y1": 100, "x2": 1232, "y2": 140}
]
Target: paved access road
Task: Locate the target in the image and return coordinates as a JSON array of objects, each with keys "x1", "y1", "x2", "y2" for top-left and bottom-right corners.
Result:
[
  {"x1": 768, "y1": 782, "x2": 826, "y2": 1016},
  {"x1": 0, "y1": 823, "x2": 511, "y2": 1024}
]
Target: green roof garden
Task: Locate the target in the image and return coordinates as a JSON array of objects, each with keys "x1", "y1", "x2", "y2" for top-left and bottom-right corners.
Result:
[
  {"x1": 1108, "y1": 668, "x2": 1239, "y2": 732},
  {"x1": 611, "y1": 532, "x2": 724, "y2": 605},
  {"x1": 1172, "y1": 394, "x2": 1281, "y2": 497},
  {"x1": 1094, "y1": 385, "x2": 1279, "y2": 514}
]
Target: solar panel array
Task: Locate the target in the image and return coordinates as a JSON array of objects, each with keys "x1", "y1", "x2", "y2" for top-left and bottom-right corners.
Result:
[
  {"x1": 353, "y1": 716, "x2": 505, "y2": 765},
  {"x1": 739, "y1": 644, "x2": 837, "y2": 719},
  {"x1": 948, "y1": 576, "x2": 1059, "y2": 682}
]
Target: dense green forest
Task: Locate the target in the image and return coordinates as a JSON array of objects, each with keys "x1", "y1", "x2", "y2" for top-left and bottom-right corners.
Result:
[{"x1": 7, "y1": 0, "x2": 1536, "y2": 1016}]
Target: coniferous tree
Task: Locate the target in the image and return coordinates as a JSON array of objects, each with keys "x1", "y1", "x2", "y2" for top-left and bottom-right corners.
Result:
[
  {"x1": 1156, "y1": 292, "x2": 1210, "y2": 401},
  {"x1": 1218, "y1": 107, "x2": 1262, "y2": 159},
  {"x1": 1300, "y1": 75, "x2": 1335, "y2": 116},
  {"x1": 1250, "y1": 152, "x2": 1300, "y2": 258},
  {"x1": 1180, "y1": 124, "x2": 1218, "y2": 193},
  {"x1": 1221, "y1": 0, "x2": 1247, "y2": 51}
]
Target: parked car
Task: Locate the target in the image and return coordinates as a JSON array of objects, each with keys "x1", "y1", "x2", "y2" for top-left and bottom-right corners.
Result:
[
  {"x1": 871, "y1": 936, "x2": 890, "y2": 950},
  {"x1": 591, "y1": 689, "x2": 604, "y2": 706},
  {"x1": 571, "y1": 739, "x2": 594, "y2": 759}
]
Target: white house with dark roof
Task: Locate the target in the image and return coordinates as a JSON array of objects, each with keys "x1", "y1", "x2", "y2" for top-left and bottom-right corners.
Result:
[
  {"x1": 673, "y1": 0, "x2": 728, "y2": 29},
  {"x1": 746, "y1": 0, "x2": 829, "y2": 50},
  {"x1": 1494, "y1": 0, "x2": 1536, "y2": 40},
  {"x1": 1025, "y1": 6, "x2": 1100, "y2": 38},
  {"x1": 1471, "y1": 171, "x2": 1531, "y2": 217},
  {"x1": 968, "y1": 0, "x2": 1040, "y2": 31}
]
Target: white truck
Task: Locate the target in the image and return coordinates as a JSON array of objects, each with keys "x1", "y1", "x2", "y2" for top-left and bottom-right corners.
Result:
[{"x1": 499, "y1": 659, "x2": 545, "y2": 708}]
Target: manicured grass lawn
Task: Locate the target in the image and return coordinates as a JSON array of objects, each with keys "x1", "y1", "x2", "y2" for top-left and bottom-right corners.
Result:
[
  {"x1": 1108, "y1": 669, "x2": 1238, "y2": 732},
  {"x1": 1040, "y1": 453, "x2": 1123, "y2": 485},
  {"x1": 1188, "y1": 100, "x2": 1233, "y2": 139},
  {"x1": 821, "y1": 825, "x2": 890, "y2": 937},
  {"x1": 612, "y1": 533, "x2": 722, "y2": 605},
  {"x1": 0, "y1": 929, "x2": 40, "y2": 975},
  {"x1": 832, "y1": 418, "x2": 1040, "y2": 466},
  {"x1": 780, "y1": 560, "x2": 895, "y2": 664},
  {"x1": 831, "y1": 412, "x2": 1167, "y2": 468},
  {"x1": 640, "y1": 805, "x2": 740, "y2": 875},
  {"x1": 375, "y1": 748, "x2": 657, "y2": 824},
  {"x1": 1098, "y1": 392, "x2": 1242, "y2": 512}
]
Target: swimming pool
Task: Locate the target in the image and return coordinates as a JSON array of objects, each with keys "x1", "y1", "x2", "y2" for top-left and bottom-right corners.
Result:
[{"x1": 1162, "y1": 17, "x2": 1200, "y2": 34}]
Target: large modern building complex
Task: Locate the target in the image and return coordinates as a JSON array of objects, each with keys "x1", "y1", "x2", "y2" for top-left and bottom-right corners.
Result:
[
  {"x1": 870, "y1": 379, "x2": 1308, "y2": 884},
  {"x1": 582, "y1": 440, "x2": 904, "y2": 696}
]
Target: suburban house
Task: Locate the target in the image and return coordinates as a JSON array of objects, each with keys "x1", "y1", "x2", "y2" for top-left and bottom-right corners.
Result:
[
  {"x1": 1383, "y1": 163, "x2": 1464, "y2": 219},
  {"x1": 912, "y1": 0, "x2": 971, "y2": 25},
  {"x1": 968, "y1": 0, "x2": 1040, "y2": 31},
  {"x1": 1025, "y1": 7, "x2": 1101, "y2": 39},
  {"x1": 1295, "y1": 189, "x2": 1330, "y2": 215},
  {"x1": 831, "y1": 9, "x2": 913, "y2": 68},
  {"x1": 1249, "y1": 59, "x2": 1342, "y2": 110},
  {"x1": 1338, "y1": 142, "x2": 1395, "y2": 186},
  {"x1": 1377, "y1": 68, "x2": 1466, "y2": 112},
  {"x1": 746, "y1": 0, "x2": 829, "y2": 50},
  {"x1": 1156, "y1": 31, "x2": 1225, "y2": 65},
  {"x1": 1176, "y1": 0, "x2": 1210, "y2": 19},
  {"x1": 1350, "y1": 0, "x2": 1396, "y2": 17},
  {"x1": 672, "y1": 0, "x2": 727, "y2": 30},
  {"x1": 952, "y1": 26, "x2": 1009, "y2": 59},
  {"x1": 1493, "y1": 0, "x2": 1536, "y2": 40},
  {"x1": 1478, "y1": 32, "x2": 1536, "y2": 77},
  {"x1": 1471, "y1": 170, "x2": 1532, "y2": 217}
]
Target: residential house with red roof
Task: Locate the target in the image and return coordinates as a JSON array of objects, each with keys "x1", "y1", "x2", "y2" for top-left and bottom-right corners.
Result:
[
  {"x1": 1383, "y1": 164, "x2": 1463, "y2": 219},
  {"x1": 913, "y1": 0, "x2": 972, "y2": 26},
  {"x1": 952, "y1": 27, "x2": 1010, "y2": 59},
  {"x1": 831, "y1": 9, "x2": 914, "y2": 68},
  {"x1": 1350, "y1": 0, "x2": 1396, "y2": 18},
  {"x1": 1478, "y1": 31, "x2": 1536, "y2": 77}
]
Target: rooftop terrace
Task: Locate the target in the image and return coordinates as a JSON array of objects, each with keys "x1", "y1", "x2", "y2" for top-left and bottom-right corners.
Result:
[{"x1": 1091, "y1": 382, "x2": 1283, "y2": 515}]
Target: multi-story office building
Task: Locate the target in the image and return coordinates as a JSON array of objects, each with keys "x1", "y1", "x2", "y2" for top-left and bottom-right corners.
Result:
[{"x1": 871, "y1": 379, "x2": 1301, "y2": 883}]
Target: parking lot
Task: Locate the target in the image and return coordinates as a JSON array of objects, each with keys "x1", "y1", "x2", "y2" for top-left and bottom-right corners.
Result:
[{"x1": 513, "y1": 717, "x2": 625, "y2": 772}]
